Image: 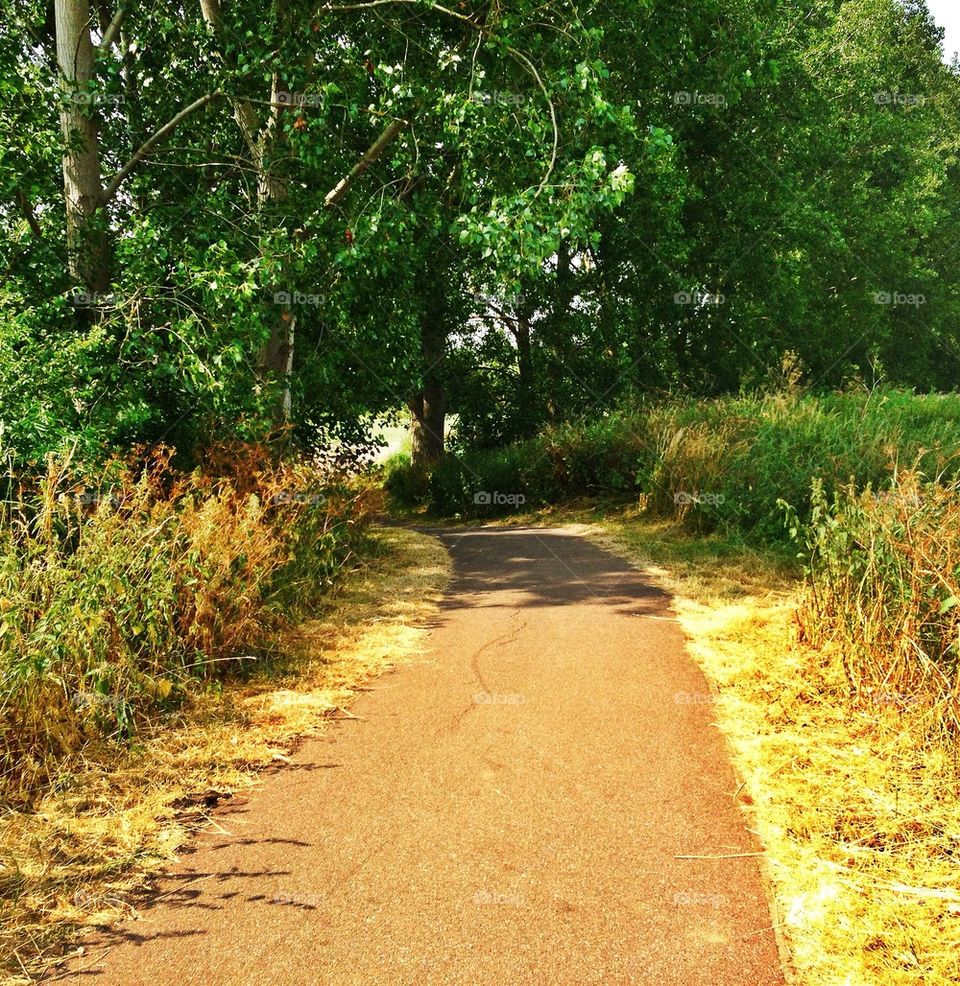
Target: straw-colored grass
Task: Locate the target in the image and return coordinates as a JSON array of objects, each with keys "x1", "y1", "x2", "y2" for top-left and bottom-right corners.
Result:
[
  {"x1": 0, "y1": 525, "x2": 451, "y2": 984},
  {"x1": 593, "y1": 512, "x2": 960, "y2": 986},
  {"x1": 0, "y1": 448, "x2": 374, "y2": 801}
]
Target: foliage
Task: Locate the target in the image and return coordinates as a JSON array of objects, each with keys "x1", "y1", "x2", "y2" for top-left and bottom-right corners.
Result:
[
  {"x1": 3, "y1": 1, "x2": 959, "y2": 466},
  {"x1": 0, "y1": 448, "x2": 372, "y2": 803},
  {"x1": 788, "y1": 471, "x2": 960, "y2": 733},
  {"x1": 1, "y1": 0, "x2": 638, "y2": 466},
  {"x1": 387, "y1": 390, "x2": 960, "y2": 541}
]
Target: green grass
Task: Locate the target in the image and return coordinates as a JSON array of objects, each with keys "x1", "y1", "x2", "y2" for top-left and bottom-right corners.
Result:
[
  {"x1": 385, "y1": 387, "x2": 960, "y2": 730},
  {"x1": 388, "y1": 388, "x2": 960, "y2": 548},
  {"x1": 0, "y1": 452, "x2": 372, "y2": 805}
]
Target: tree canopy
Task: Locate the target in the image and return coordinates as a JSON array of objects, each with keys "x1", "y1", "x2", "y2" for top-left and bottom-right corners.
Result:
[{"x1": 2, "y1": 0, "x2": 958, "y2": 465}]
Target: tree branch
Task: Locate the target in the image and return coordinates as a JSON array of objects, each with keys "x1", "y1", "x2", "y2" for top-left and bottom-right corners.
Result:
[
  {"x1": 16, "y1": 191, "x2": 43, "y2": 238},
  {"x1": 505, "y1": 46, "x2": 558, "y2": 197},
  {"x1": 319, "y1": 0, "x2": 558, "y2": 197},
  {"x1": 324, "y1": 118, "x2": 406, "y2": 209},
  {"x1": 199, "y1": 0, "x2": 262, "y2": 162},
  {"x1": 319, "y1": 0, "x2": 480, "y2": 30},
  {"x1": 100, "y1": 1, "x2": 129, "y2": 49},
  {"x1": 101, "y1": 92, "x2": 224, "y2": 204}
]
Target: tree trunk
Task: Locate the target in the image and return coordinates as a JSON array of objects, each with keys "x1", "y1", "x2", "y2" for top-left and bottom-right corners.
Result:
[
  {"x1": 409, "y1": 390, "x2": 445, "y2": 466},
  {"x1": 515, "y1": 297, "x2": 535, "y2": 432},
  {"x1": 409, "y1": 299, "x2": 447, "y2": 467},
  {"x1": 201, "y1": 0, "x2": 294, "y2": 426},
  {"x1": 541, "y1": 242, "x2": 575, "y2": 420},
  {"x1": 263, "y1": 310, "x2": 296, "y2": 421},
  {"x1": 256, "y1": 71, "x2": 296, "y2": 424},
  {"x1": 56, "y1": 0, "x2": 110, "y2": 293}
]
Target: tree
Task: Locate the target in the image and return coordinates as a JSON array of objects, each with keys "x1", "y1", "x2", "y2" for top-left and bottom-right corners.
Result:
[{"x1": 55, "y1": 0, "x2": 109, "y2": 293}]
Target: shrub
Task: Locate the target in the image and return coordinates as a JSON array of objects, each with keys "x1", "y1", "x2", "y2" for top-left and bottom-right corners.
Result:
[
  {"x1": 429, "y1": 446, "x2": 534, "y2": 516},
  {"x1": 534, "y1": 414, "x2": 652, "y2": 498},
  {"x1": 385, "y1": 389, "x2": 960, "y2": 547},
  {"x1": 0, "y1": 449, "x2": 372, "y2": 802},
  {"x1": 382, "y1": 451, "x2": 429, "y2": 506},
  {"x1": 788, "y1": 471, "x2": 960, "y2": 734}
]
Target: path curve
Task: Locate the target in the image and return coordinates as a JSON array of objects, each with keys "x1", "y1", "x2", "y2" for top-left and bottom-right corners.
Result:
[{"x1": 56, "y1": 526, "x2": 786, "y2": 985}]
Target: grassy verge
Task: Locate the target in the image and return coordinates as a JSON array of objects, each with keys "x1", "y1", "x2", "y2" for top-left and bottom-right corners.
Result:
[
  {"x1": 0, "y1": 525, "x2": 451, "y2": 984},
  {"x1": 488, "y1": 501, "x2": 960, "y2": 986},
  {"x1": 388, "y1": 388, "x2": 960, "y2": 984},
  {"x1": 0, "y1": 449, "x2": 376, "y2": 801},
  {"x1": 387, "y1": 389, "x2": 960, "y2": 545}
]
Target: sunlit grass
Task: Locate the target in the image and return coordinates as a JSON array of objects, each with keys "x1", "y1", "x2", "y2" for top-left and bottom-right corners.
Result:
[
  {"x1": 0, "y1": 526, "x2": 451, "y2": 984},
  {"x1": 497, "y1": 502, "x2": 960, "y2": 986}
]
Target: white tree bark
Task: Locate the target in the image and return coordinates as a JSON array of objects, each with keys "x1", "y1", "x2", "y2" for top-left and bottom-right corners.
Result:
[{"x1": 56, "y1": 0, "x2": 110, "y2": 293}]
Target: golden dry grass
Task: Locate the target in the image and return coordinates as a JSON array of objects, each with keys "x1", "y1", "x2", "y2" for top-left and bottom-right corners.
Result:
[
  {"x1": 0, "y1": 525, "x2": 450, "y2": 984},
  {"x1": 0, "y1": 450, "x2": 375, "y2": 800},
  {"x1": 586, "y1": 512, "x2": 960, "y2": 986},
  {"x1": 10, "y1": 494, "x2": 959, "y2": 984}
]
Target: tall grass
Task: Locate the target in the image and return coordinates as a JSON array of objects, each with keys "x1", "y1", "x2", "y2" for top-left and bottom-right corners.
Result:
[
  {"x1": 0, "y1": 447, "x2": 372, "y2": 803},
  {"x1": 396, "y1": 389, "x2": 960, "y2": 545},
  {"x1": 789, "y1": 471, "x2": 960, "y2": 733},
  {"x1": 386, "y1": 387, "x2": 960, "y2": 737}
]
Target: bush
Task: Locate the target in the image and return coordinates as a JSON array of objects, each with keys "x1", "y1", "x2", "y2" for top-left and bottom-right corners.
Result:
[
  {"x1": 429, "y1": 446, "x2": 535, "y2": 516},
  {"x1": 382, "y1": 451, "x2": 429, "y2": 506},
  {"x1": 0, "y1": 448, "x2": 372, "y2": 802},
  {"x1": 789, "y1": 471, "x2": 960, "y2": 733},
  {"x1": 385, "y1": 389, "x2": 960, "y2": 546},
  {"x1": 534, "y1": 414, "x2": 652, "y2": 498}
]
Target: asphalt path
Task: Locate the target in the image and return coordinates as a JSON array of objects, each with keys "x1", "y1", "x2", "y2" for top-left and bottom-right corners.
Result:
[{"x1": 56, "y1": 526, "x2": 786, "y2": 985}]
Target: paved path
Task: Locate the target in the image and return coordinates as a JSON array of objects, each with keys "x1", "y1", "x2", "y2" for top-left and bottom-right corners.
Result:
[{"x1": 57, "y1": 527, "x2": 786, "y2": 985}]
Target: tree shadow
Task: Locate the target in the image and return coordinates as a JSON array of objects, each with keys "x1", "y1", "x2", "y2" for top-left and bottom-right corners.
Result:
[{"x1": 424, "y1": 526, "x2": 674, "y2": 618}]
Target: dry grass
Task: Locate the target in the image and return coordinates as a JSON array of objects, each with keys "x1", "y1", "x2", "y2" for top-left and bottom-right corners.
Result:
[
  {"x1": 0, "y1": 448, "x2": 374, "y2": 800},
  {"x1": 595, "y1": 513, "x2": 960, "y2": 986},
  {"x1": 0, "y1": 525, "x2": 450, "y2": 984},
  {"x1": 496, "y1": 502, "x2": 960, "y2": 985},
  {"x1": 795, "y1": 473, "x2": 960, "y2": 735}
]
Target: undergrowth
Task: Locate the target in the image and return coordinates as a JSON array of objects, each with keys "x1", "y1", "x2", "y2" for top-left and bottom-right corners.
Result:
[
  {"x1": 0, "y1": 445, "x2": 373, "y2": 804},
  {"x1": 0, "y1": 525, "x2": 449, "y2": 983},
  {"x1": 788, "y1": 470, "x2": 960, "y2": 736},
  {"x1": 387, "y1": 389, "x2": 960, "y2": 544}
]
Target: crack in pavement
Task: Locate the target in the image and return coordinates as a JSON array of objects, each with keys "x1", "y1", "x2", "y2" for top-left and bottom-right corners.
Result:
[{"x1": 57, "y1": 526, "x2": 787, "y2": 986}]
